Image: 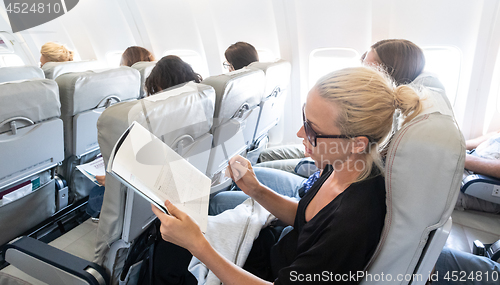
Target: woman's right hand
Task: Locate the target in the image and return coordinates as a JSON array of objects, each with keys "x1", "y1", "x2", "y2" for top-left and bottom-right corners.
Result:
[{"x1": 226, "y1": 155, "x2": 261, "y2": 196}]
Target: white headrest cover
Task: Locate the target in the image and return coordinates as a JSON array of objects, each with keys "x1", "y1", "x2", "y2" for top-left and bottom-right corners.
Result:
[
  {"x1": 202, "y1": 68, "x2": 265, "y2": 127},
  {"x1": 55, "y1": 67, "x2": 141, "y2": 117},
  {"x1": 0, "y1": 66, "x2": 45, "y2": 83},
  {"x1": 248, "y1": 60, "x2": 291, "y2": 97},
  {"x1": 131, "y1": 61, "x2": 157, "y2": 98},
  {"x1": 42, "y1": 60, "x2": 103, "y2": 79},
  {"x1": 0, "y1": 79, "x2": 60, "y2": 134}
]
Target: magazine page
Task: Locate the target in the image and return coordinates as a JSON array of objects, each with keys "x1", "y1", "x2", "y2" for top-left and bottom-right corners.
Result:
[
  {"x1": 76, "y1": 156, "x2": 105, "y2": 186},
  {"x1": 107, "y1": 122, "x2": 211, "y2": 232}
]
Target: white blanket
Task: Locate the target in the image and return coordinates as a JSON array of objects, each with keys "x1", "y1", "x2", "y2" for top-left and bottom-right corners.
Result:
[{"x1": 188, "y1": 198, "x2": 275, "y2": 285}]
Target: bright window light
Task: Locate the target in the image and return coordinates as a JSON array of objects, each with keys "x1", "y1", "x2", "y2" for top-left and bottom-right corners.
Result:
[
  {"x1": 106, "y1": 51, "x2": 124, "y2": 67},
  {"x1": 422, "y1": 47, "x2": 461, "y2": 105},
  {"x1": 0, "y1": 54, "x2": 24, "y2": 67},
  {"x1": 309, "y1": 48, "x2": 360, "y2": 89},
  {"x1": 163, "y1": 50, "x2": 208, "y2": 79},
  {"x1": 257, "y1": 49, "x2": 277, "y2": 62}
]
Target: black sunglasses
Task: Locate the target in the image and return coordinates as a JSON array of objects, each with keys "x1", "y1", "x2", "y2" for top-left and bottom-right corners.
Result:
[{"x1": 302, "y1": 105, "x2": 351, "y2": 147}]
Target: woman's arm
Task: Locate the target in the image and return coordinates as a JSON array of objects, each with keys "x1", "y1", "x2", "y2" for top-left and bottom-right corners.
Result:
[
  {"x1": 227, "y1": 155, "x2": 298, "y2": 225},
  {"x1": 151, "y1": 201, "x2": 272, "y2": 285}
]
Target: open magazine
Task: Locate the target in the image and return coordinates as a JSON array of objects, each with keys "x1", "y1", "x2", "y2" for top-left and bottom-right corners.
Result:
[
  {"x1": 107, "y1": 121, "x2": 211, "y2": 232},
  {"x1": 76, "y1": 156, "x2": 105, "y2": 186}
]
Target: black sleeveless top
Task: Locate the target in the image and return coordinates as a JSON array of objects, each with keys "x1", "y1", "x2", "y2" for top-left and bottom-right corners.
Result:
[{"x1": 272, "y1": 165, "x2": 386, "y2": 284}]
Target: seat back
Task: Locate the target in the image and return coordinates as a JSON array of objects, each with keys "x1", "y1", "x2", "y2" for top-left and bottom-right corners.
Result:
[
  {"x1": 55, "y1": 67, "x2": 140, "y2": 201},
  {"x1": 94, "y1": 82, "x2": 215, "y2": 283},
  {"x1": 0, "y1": 79, "x2": 64, "y2": 246},
  {"x1": 42, "y1": 60, "x2": 104, "y2": 79},
  {"x1": 201, "y1": 69, "x2": 266, "y2": 179},
  {"x1": 248, "y1": 60, "x2": 291, "y2": 145},
  {"x1": 0, "y1": 66, "x2": 44, "y2": 83},
  {"x1": 130, "y1": 61, "x2": 157, "y2": 98},
  {"x1": 362, "y1": 88, "x2": 465, "y2": 284}
]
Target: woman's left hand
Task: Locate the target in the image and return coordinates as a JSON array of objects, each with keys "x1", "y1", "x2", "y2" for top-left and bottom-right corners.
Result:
[{"x1": 151, "y1": 200, "x2": 206, "y2": 253}]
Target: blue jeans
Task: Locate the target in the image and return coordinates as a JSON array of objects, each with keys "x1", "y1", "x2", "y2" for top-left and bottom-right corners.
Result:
[
  {"x1": 433, "y1": 247, "x2": 500, "y2": 285},
  {"x1": 209, "y1": 167, "x2": 306, "y2": 215},
  {"x1": 86, "y1": 185, "x2": 104, "y2": 218}
]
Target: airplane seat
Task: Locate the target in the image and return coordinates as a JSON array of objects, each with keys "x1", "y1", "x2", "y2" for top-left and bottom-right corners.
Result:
[
  {"x1": 0, "y1": 82, "x2": 216, "y2": 285},
  {"x1": 42, "y1": 60, "x2": 104, "y2": 79},
  {"x1": 0, "y1": 66, "x2": 44, "y2": 83},
  {"x1": 94, "y1": 81, "x2": 215, "y2": 284},
  {"x1": 0, "y1": 79, "x2": 64, "y2": 247},
  {"x1": 130, "y1": 61, "x2": 157, "y2": 98},
  {"x1": 246, "y1": 60, "x2": 291, "y2": 164},
  {"x1": 55, "y1": 67, "x2": 140, "y2": 203},
  {"x1": 201, "y1": 68, "x2": 266, "y2": 187},
  {"x1": 361, "y1": 88, "x2": 465, "y2": 284}
]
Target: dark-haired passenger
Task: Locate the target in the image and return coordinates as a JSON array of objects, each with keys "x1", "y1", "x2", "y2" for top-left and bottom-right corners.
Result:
[
  {"x1": 120, "y1": 46, "x2": 155, "y2": 67},
  {"x1": 145, "y1": 55, "x2": 202, "y2": 96},
  {"x1": 223, "y1": 42, "x2": 259, "y2": 71}
]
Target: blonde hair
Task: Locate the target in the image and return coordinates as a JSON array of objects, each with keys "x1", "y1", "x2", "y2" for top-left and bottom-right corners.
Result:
[
  {"x1": 40, "y1": 42, "x2": 74, "y2": 63},
  {"x1": 315, "y1": 66, "x2": 422, "y2": 181}
]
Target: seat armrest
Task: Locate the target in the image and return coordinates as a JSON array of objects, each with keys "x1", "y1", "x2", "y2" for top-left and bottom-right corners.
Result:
[
  {"x1": 294, "y1": 158, "x2": 319, "y2": 178},
  {"x1": 462, "y1": 174, "x2": 500, "y2": 205},
  {"x1": 3, "y1": 236, "x2": 108, "y2": 285}
]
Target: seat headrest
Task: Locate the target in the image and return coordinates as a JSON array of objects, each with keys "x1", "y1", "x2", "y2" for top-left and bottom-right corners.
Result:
[
  {"x1": 0, "y1": 79, "x2": 60, "y2": 134},
  {"x1": 413, "y1": 72, "x2": 446, "y2": 91},
  {"x1": 130, "y1": 61, "x2": 157, "y2": 98},
  {"x1": 55, "y1": 67, "x2": 141, "y2": 117},
  {"x1": 0, "y1": 66, "x2": 45, "y2": 83},
  {"x1": 248, "y1": 60, "x2": 291, "y2": 97},
  {"x1": 97, "y1": 82, "x2": 215, "y2": 164},
  {"x1": 415, "y1": 86, "x2": 454, "y2": 118},
  {"x1": 42, "y1": 60, "x2": 104, "y2": 79},
  {"x1": 201, "y1": 68, "x2": 265, "y2": 127}
]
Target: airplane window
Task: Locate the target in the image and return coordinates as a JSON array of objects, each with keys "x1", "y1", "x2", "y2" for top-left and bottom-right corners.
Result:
[
  {"x1": 0, "y1": 54, "x2": 24, "y2": 67},
  {"x1": 163, "y1": 50, "x2": 208, "y2": 79},
  {"x1": 308, "y1": 48, "x2": 360, "y2": 90},
  {"x1": 106, "y1": 50, "x2": 125, "y2": 67},
  {"x1": 257, "y1": 49, "x2": 277, "y2": 62},
  {"x1": 422, "y1": 46, "x2": 461, "y2": 105}
]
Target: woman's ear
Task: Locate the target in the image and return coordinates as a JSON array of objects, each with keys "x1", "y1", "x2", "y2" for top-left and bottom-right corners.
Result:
[{"x1": 352, "y1": 136, "x2": 370, "y2": 154}]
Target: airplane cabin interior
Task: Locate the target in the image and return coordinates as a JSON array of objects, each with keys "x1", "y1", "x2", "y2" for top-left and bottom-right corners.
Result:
[{"x1": 1, "y1": 0, "x2": 500, "y2": 284}]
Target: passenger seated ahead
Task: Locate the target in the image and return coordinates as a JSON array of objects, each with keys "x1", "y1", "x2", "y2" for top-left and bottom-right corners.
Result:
[
  {"x1": 39, "y1": 42, "x2": 74, "y2": 67},
  {"x1": 258, "y1": 38, "x2": 428, "y2": 171},
  {"x1": 144, "y1": 55, "x2": 202, "y2": 96},
  {"x1": 223, "y1": 41, "x2": 259, "y2": 71},
  {"x1": 152, "y1": 67, "x2": 424, "y2": 284},
  {"x1": 209, "y1": 39, "x2": 430, "y2": 215},
  {"x1": 120, "y1": 46, "x2": 155, "y2": 67},
  {"x1": 456, "y1": 129, "x2": 500, "y2": 213}
]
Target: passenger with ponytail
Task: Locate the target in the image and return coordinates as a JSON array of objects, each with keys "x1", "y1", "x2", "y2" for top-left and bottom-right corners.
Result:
[
  {"x1": 152, "y1": 67, "x2": 423, "y2": 284},
  {"x1": 39, "y1": 42, "x2": 74, "y2": 67}
]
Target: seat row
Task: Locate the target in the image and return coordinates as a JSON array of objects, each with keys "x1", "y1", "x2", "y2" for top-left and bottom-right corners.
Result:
[
  {"x1": 0, "y1": 59, "x2": 291, "y2": 248},
  {"x1": 0, "y1": 68, "x2": 466, "y2": 285}
]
